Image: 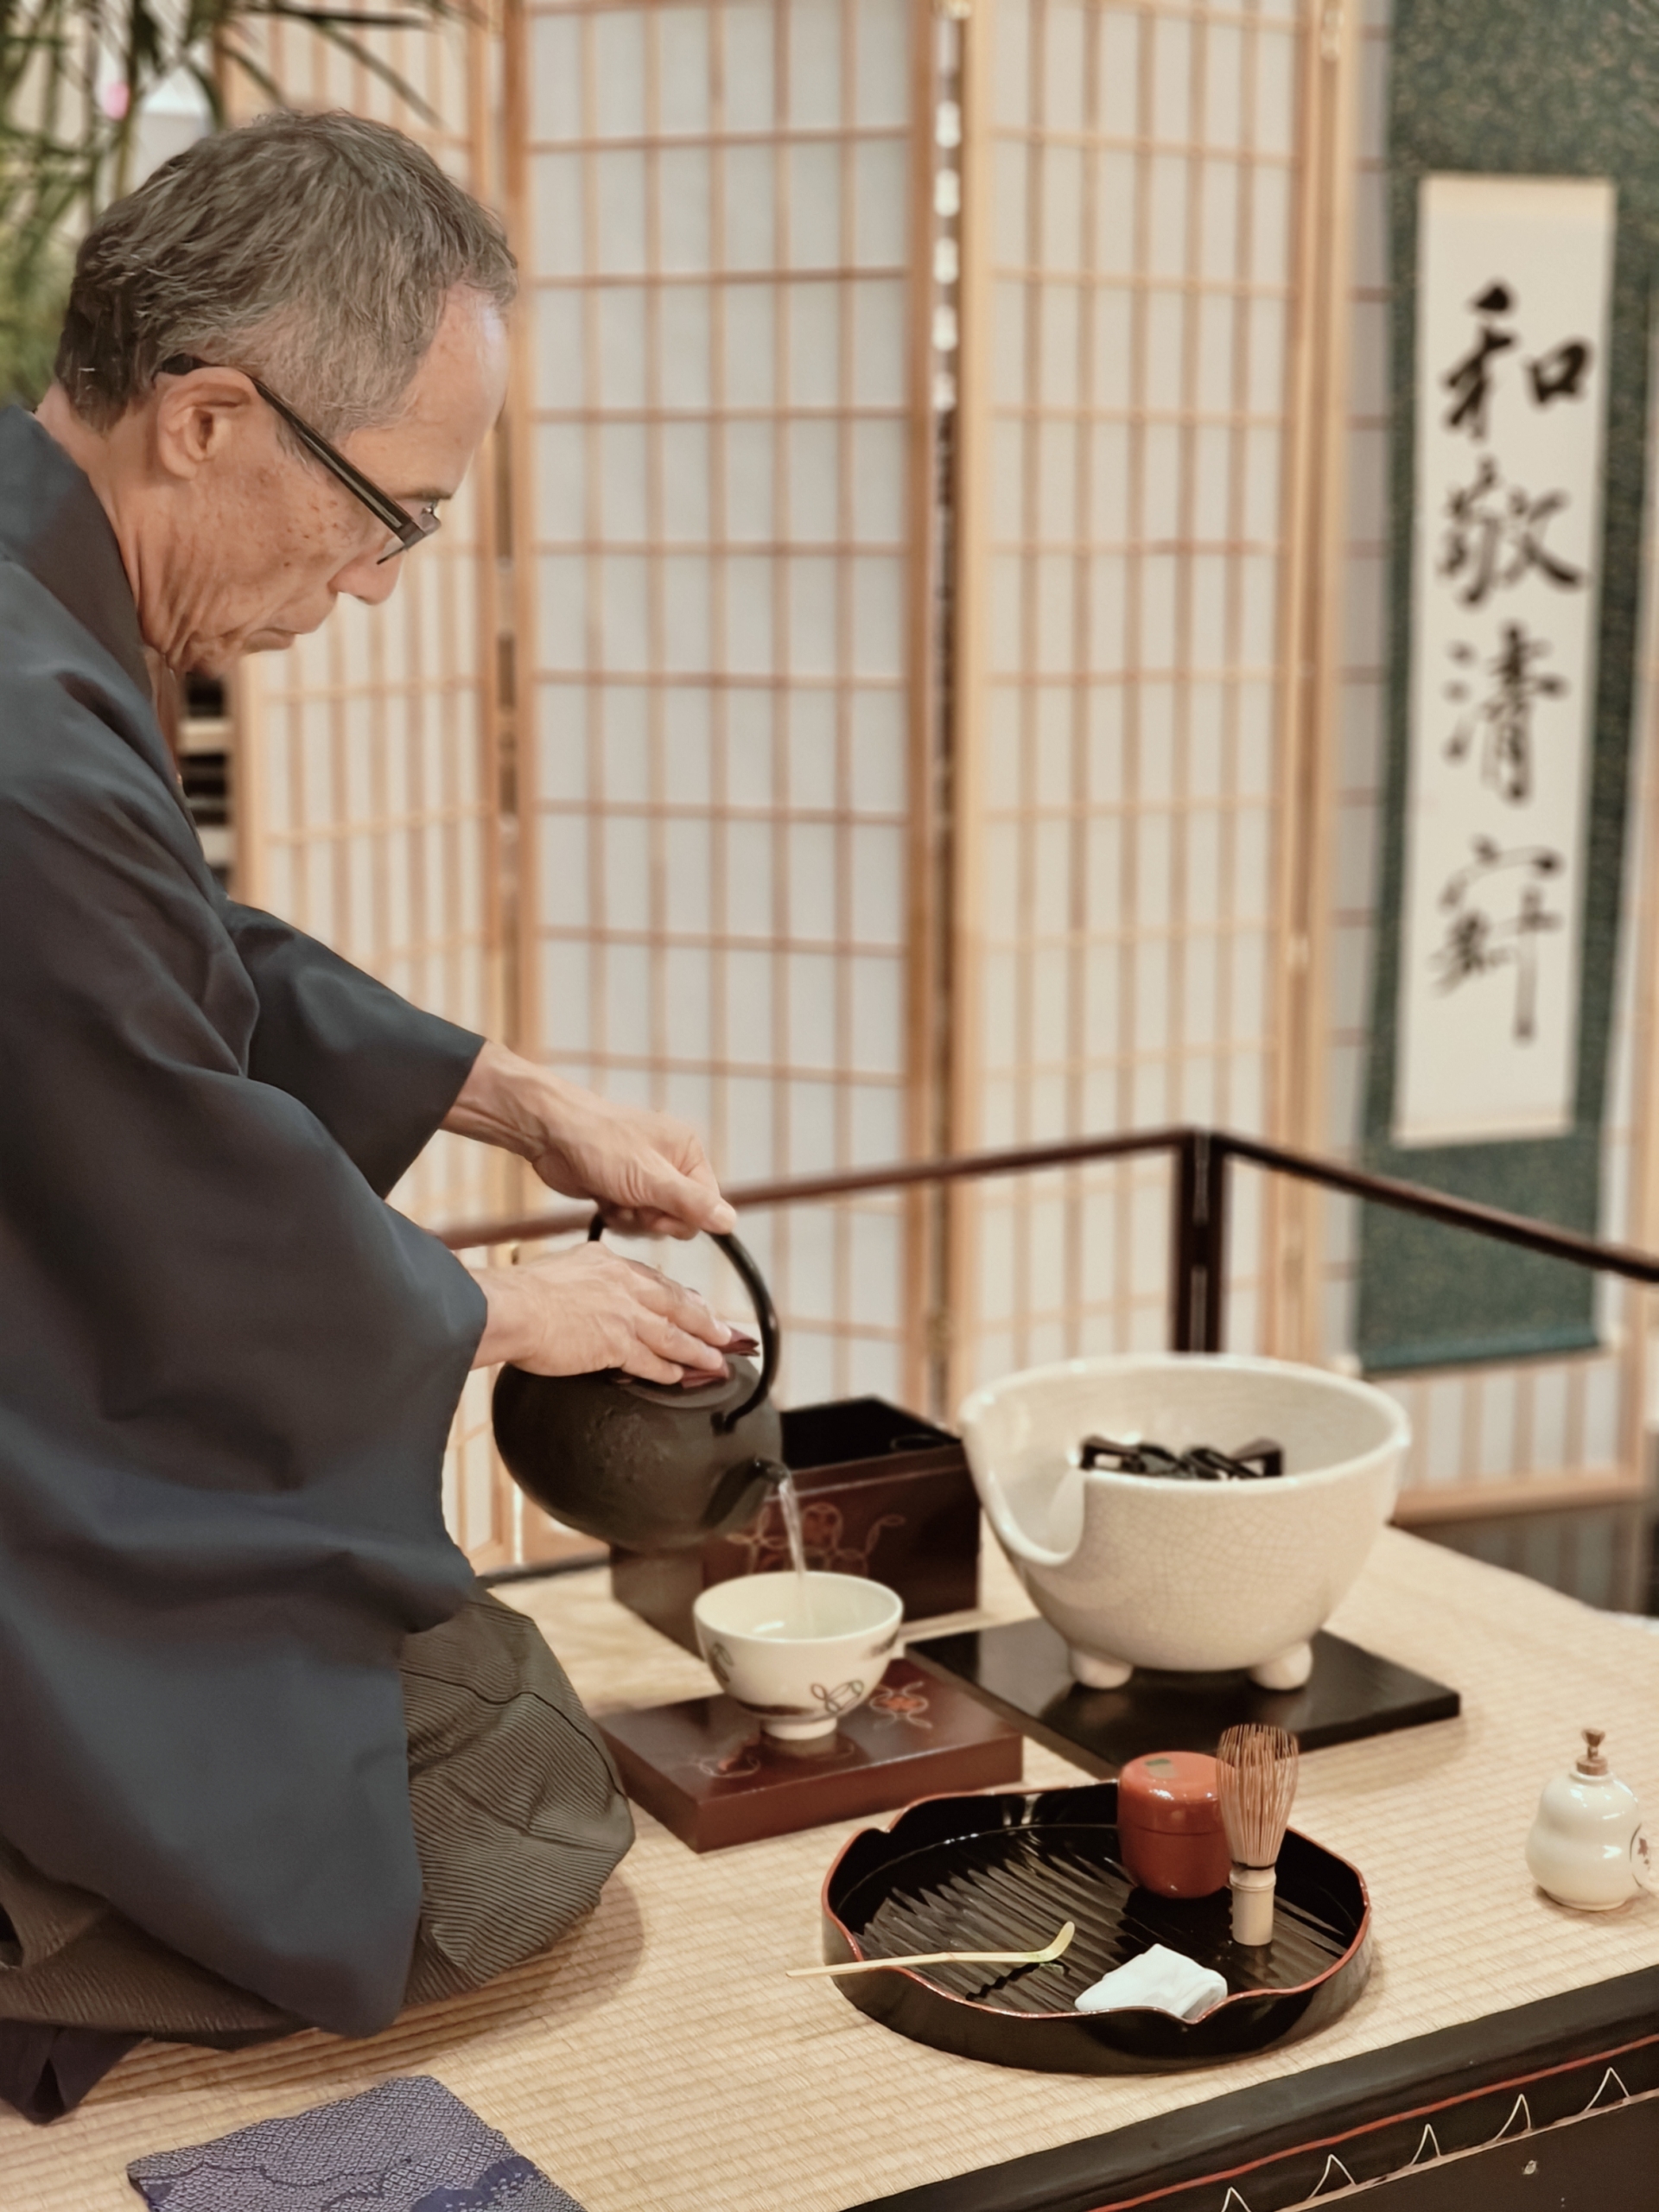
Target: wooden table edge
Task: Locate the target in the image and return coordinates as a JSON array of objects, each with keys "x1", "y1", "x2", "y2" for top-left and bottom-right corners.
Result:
[{"x1": 839, "y1": 1964, "x2": 1659, "y2": 2212}]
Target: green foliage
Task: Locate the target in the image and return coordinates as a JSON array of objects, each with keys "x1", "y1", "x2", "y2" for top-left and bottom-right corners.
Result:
[
  {"x1": 0, "y1": 0, "x2": 453, "y2": 406},
  {"x1": 0, "y1": 230, "x2": 70, "y2": 404}
]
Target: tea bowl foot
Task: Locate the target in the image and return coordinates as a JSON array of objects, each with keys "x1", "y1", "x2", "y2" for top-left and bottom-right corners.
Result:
[
  {"x1": 1069, "y1": 1647, "x2": 1133, "y2": 1690},
  {"x1": 1249, "y1": 1641, "x2": 1313, "y2": 1691}
]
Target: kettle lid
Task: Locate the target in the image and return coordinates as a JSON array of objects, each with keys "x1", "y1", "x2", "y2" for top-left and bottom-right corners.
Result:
[
  {"x1": 587, "y1": 1215, "x2": 779, "y2": 1435},
  {"x1": 613, "y1": 1354, "x2": 765, "y2": 1421}
]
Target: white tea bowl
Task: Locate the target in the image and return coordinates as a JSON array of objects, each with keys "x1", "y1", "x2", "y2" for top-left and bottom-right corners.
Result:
[
  {"x1": 960, "y1": 1354, "x2": 1410, "y2": 1692},
  {"x1": 692, "y1": 1571, "x2": 904, "y2": 1743}
]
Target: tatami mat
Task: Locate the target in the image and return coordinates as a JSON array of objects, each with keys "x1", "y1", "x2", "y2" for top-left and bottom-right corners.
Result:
[{"x1": 3, "y1": 1527, "x2": 1656, "y2": 2209}]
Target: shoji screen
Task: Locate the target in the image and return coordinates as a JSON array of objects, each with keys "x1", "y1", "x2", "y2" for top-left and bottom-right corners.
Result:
[
  {"x1": 509, "y1": 0, "x2": 935, "y2": 1406},
  {"x1": 949, "y1": 0, "x2": 1309, "y2": 1393},
  {"x1": 229, "y1": 21, "x2": 512, "y2": 1559}
]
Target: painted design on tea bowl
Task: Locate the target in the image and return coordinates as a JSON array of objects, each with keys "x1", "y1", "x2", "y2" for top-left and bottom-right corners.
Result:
[{"x1": 811, "y1": 1679, "x2": 866, "y2": 1719}]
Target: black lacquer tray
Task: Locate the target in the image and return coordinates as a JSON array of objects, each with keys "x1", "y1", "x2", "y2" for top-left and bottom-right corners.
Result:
[
  {"x1": 911, "y1": 1620, "x2": 1459, "y2": 1772},
  {"x1": 818, "y1": 1783, "x2": 1370, "y2": 2074}
]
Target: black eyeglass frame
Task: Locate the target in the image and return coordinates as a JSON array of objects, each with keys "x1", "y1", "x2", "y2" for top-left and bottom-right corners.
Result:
[{"x1": 158, "y1": 353, "x2": 441, "y2": 563}]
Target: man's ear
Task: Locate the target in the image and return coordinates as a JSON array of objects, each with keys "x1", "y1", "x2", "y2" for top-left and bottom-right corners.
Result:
[{"x1": 151, "y1": 366, "x2": 261, "y2": 483}]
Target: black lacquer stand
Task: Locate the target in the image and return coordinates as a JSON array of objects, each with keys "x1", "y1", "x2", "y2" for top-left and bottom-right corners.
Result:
[{"x1": 910, "y1": 1617, "x2": 1459, "y2": 1776}]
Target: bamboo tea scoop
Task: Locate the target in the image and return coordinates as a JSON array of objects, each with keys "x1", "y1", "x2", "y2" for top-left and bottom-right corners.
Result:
[{"x1": 788, "y1": 1920, "x2": 1076, "y2": 1979}]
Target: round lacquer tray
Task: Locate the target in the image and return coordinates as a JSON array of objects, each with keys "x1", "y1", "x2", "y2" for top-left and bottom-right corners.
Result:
[{"x1": 818, "y1": 1782, "x2": 1370, "y2": 2073}]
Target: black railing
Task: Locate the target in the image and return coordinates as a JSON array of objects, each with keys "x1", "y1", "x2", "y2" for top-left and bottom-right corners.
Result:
[{"x1": 440, "y1": 1123, "x2": 1659, "y2": 1356}]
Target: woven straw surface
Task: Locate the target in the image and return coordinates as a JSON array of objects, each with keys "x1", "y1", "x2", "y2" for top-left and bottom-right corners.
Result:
[{"x1": 3, "y1": 1528, "x2": 1657, "y2": 2210}]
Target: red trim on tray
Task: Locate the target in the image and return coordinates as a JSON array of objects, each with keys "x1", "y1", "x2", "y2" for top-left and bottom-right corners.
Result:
[
  {"x1": 1082, "y1": 2029, "x2": 1659, "y2": 2212},
  {"x1": 815, "y1": 1792, "x2": 1370, "y2": 2021}
]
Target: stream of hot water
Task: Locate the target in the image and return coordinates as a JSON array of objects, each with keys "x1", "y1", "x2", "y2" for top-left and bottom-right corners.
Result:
[{"x1": 772, "y1": 1468, "x2": 814, "y2": 1634}]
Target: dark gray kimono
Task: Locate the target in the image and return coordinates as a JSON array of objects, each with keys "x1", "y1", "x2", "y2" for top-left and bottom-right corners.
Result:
[{"x1": 0, "y1": 407, "x2": 492, "y2": 2041}]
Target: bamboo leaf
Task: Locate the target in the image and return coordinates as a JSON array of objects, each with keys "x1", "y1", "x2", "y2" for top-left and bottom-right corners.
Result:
[
  {"x1": 182, "y1": 53, "x2": 225, "y2": 129},
  {"x1": 213, "y1": 32, "x2": 289, "y2": 110},
  {"x1": 1, "y1": 0, "x2": 455, "y2": 393},
  {"x1": 254, "y1": 3, "x2": 444, "y2": 124}
]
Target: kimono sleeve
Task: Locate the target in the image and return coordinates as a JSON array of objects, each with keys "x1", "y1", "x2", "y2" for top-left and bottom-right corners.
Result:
[{"x1": 219, "y1": 901, "x2": 484, "y2": 1199}]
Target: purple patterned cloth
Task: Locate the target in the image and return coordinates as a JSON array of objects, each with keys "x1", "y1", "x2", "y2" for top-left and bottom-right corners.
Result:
[{"x1": 127, "y1": 2075, "x2": 585, "y2": 2212}]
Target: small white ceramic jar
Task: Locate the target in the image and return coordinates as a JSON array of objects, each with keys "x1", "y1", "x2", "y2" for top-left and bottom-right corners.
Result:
[{"x1": 1525, "y1": 1729, "x2": 1645, "y2": 1911}]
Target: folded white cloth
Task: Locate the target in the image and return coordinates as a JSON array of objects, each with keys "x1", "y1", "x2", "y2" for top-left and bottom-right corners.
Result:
[{"x1": 1074, "y1": 1943, "x2": 1228, "y2": 2022}]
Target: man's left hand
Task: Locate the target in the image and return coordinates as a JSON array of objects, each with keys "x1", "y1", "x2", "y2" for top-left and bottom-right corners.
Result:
[{"x1": 443, "y1": 1041, "x2": 736, "y2": 1239}]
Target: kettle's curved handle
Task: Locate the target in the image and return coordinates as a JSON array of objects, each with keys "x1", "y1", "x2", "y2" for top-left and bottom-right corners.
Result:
[{"x1": 586, "y1": 1215, "x2": 779, "y2": 1433}]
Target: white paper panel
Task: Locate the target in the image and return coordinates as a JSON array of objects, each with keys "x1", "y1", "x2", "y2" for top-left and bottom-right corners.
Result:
[
  {"x1": 520, "y1": 0, "x2": 924, "y2": 1404},
  {"x1": 230, "y1": 16, "x2": 503, "y2": 1242},
  {"x1": 226, "y1": 13, "x2": 512, "y2": 1562},
  {"x1": 958, "y1": 0, "x2": 1303, "y2": 1384}
]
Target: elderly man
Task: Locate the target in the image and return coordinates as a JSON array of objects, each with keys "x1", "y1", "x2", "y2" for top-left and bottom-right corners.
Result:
[{"x1": 0, "y1": 111, "x2": 745, "y2": 2120}]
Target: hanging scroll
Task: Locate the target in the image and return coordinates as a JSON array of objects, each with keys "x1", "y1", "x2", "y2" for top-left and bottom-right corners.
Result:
[
  {"x1": 1357, "y1": 0, "x2": 1659, "y2": 1376},
  {"x1": 1395, "y1": 175, "x2": 1614, "y2": 1147}
]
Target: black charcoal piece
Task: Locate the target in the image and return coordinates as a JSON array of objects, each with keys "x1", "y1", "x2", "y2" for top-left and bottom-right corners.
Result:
[{"x1": 1077, "y1": 1434, "x2": 1286, "y2": 1482}]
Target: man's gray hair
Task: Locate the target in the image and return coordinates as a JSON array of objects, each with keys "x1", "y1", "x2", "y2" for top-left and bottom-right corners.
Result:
[{"x1": 55, "y1": 111, "x2": 517, "y2": 437}]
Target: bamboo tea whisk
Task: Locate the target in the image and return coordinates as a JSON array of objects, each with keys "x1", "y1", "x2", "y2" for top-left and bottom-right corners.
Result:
[{"x1": 1216, "y1": 1724, "x2": 1300, "y2": 1947}]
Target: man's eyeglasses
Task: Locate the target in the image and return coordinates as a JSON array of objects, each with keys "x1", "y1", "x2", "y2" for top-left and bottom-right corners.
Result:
[{"x1": 158, "y1": 354, "x2": 441, "y2": 563}]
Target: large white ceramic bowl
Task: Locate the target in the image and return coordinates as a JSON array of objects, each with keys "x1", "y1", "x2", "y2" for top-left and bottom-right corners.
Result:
[{"x1": 959, "y1": 1355, "x2": 1410, "y2": 1691}]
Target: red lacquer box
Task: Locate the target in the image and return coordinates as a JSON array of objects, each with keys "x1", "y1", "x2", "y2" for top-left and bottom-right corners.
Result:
[
  {"x1": 1116, "y1": 1750, "x2": 1230, "y2": 1898},
  {"x1": 610, "y1": 1396, "x2": 981, "y2": 1650}
]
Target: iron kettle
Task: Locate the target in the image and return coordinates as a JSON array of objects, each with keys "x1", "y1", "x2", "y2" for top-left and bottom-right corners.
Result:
[{"x1": 491, "y1": 1217, "x2": 785, "y2": 1554}]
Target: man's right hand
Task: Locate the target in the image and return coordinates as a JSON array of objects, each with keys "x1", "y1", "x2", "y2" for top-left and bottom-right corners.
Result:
[{"x1": 470, "y1": 1243, "x2": 742, "y2": 1384}]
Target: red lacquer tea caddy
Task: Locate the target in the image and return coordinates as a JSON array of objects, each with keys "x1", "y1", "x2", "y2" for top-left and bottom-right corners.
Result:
[{"x1": 1116, "y1": 1750, "x2": 1230, "y2": 1898}]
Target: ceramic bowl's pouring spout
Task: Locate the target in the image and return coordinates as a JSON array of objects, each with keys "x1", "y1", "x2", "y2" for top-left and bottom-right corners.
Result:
[{"x1": 970, "y1": 1436, "x2": 1088, "y2": 1576}]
